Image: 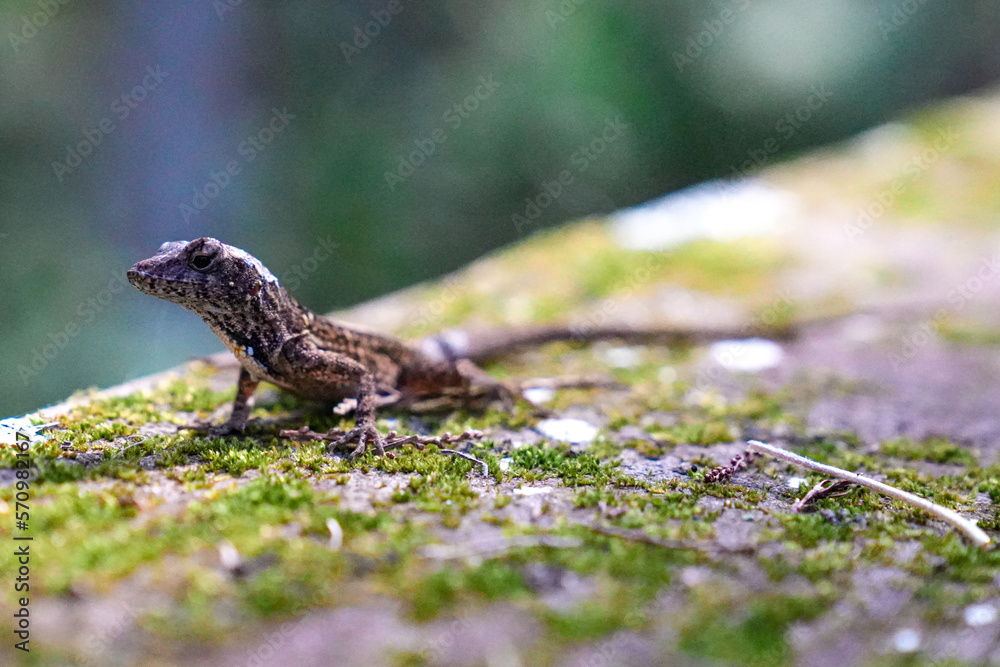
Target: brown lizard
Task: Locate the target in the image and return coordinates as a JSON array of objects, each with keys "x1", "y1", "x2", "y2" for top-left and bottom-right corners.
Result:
[{"x1": 127, "y1": 238, "x2": 795, "y2": 457}]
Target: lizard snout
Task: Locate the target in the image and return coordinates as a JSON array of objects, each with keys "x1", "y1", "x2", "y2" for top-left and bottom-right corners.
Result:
[
  {"x1": 126, "y1": 262, "x2": 145, "y2": 283},
  {"x1": 126, "y1": 260, "x2": 160, "y2": 292}
]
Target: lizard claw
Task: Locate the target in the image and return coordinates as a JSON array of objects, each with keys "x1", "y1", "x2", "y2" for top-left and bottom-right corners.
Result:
[{"x1": 327, "y1": 423, "x2": 387, "y2": 459}]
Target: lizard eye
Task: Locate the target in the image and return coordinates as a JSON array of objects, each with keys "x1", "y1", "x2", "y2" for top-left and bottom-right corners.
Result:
[{"x1": 189, "y1": 252, "x2": 215, "y2": 271}]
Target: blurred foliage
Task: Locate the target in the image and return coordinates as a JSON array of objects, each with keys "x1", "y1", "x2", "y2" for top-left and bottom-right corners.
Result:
[{"x1": 1, "y1": 0, "x2": 999, "y2": 414}]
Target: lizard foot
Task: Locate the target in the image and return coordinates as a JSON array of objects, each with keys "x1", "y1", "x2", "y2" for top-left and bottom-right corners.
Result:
[{"x1": 326, "y1": 423, "x2": 387, "y2": 459}]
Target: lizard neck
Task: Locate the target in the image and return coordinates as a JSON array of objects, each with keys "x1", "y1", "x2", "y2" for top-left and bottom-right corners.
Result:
[{"x1": 199, "y1": 281, "x2": 311, "y2": 376}]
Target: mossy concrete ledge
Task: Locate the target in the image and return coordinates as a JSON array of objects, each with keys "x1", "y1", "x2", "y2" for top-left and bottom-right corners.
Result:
[{"x1": 7, "y1": 93, "x2": 1000, "y2": 666}]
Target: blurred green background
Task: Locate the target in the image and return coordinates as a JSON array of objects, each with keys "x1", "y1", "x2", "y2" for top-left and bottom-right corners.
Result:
[{"x1": 2, "y1": 0, "x2": 998, "y2": 416}]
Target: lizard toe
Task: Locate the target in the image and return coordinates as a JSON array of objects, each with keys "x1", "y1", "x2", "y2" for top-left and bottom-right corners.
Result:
[{"x1": 328, "y1": 424, "x2": 387, "y2": 459}]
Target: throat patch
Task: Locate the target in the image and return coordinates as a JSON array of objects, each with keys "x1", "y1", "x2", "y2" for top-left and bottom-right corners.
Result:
[{"x1": 222, "y1": 327, "x2": 272, "y2": 375}]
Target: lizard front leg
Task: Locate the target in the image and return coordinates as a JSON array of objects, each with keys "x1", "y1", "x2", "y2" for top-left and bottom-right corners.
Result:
[
  {"x1": 179, "y1": 366, "x2": 261, "y2": 436},
  {"x1": 213, "y1": 366, "x2": 261, "y2": 435}
]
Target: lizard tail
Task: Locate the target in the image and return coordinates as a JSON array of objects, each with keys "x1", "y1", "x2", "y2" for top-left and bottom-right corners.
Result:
[{"x1": 418, "y1": 321, "x2": 799, "y2": 365}]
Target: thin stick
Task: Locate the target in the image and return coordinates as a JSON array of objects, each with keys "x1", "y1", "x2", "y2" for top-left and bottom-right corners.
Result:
[
  {"x1": 439, "y1": 448, "x2": 490, "y2": 477},
  {"x1": 746, "y1": 440, "x2": 992, "y2": 548},
  {"x1": 112, "y1": 436, "x2": 147, "y2": 459}
]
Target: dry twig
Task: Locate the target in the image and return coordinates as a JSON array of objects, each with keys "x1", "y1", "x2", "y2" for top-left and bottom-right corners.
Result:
[
  {"x1": 791, "y1": 479, "x2": 855, "y2": 512},
  {"x1": 747, "y1": 439, "x2": 991, "y2": 548}
]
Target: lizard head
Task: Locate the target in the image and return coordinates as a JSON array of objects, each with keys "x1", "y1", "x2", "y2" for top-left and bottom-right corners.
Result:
[{"x1": 127, "y1": 237, "x2": 281, "y2": 315}]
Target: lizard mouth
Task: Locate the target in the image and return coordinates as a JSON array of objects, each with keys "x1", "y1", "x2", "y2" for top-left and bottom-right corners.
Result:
[
  {"x1": 126, "y1": 267, "x2": 148, "y2": 286},
  {"x1": 127, "y1": 262, "x2": 218, "y2": 310},
  {"x1": 126, "y1": 265, "x2": 156, "y2": 290},
  {"x1": 126, "y1": 264, "x2": 183, "y2": 296}
]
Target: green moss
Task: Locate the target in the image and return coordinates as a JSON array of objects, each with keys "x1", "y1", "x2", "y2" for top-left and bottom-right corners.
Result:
[
  {"x1": 404, "y1": 561, "x2": 528, "y2": 621},
  {"x1": 795, "y1": 542, "x2": 858, "y2": 581},
  {"x1": 391, "y1": 651, "x2": 430, "y2": 667},
  {"x1": 507, "y1": 443, "x2": 626, "y2": 487},
  {"x1": 11, "y1": 189, "x2": 1000, "y2": 657},
  {"x1": 201, "y1": 446, "x2": 275, "y2": 476},
  {"x1": 678, "y1": 593, "x2": 827, "y2": 667},
  {"x1": 881, "y1": 437, "x2": 978, "y2": 466},
  {"x1": 543, "y1": 598, "x2": 638, "y2": 641},
  {"x1": 393, "y1": 223, "x2": 790, "y2": 338},
  {"x1": 575, "y1": 486, "x2": 716, "y2": 530},
  {"x1": 194, "y1": 475, "x2": 314, "y2": 520},
  {"x1": 773, "y1": 513, "x2": 858, "y2": 548},
  {"x1": 646, "y1": 420, "x2": 733, "y2": 446},
  {"x1": 935, "y1": 319, "x2": 1000, "y2": 347},
  {"x1": 393, "y1": 471, "x2": 480, "y2": 515},
  {"x1": 920, "y1": 534, "x2": 1000, "y2": 584}
]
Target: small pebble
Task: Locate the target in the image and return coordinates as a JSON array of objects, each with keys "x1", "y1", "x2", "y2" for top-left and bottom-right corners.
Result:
[
  {"x1": 514, "y1": 486, "x2": 552, "y2": 496},
  {"x1": 710, "y1": 338, "x2": 784, "y2": 372},
  {"x1": 522, "y1": 387, "x2": 556, "y2": 405},
  {"x1": 596, "y1": 345, "x2": 642, "y2": 369},
  {"x1": 326, "y1": 518, "x2": 343, "y2": 551},
  {"x1": 786, "y1": 477, "x2": 807, "y2": 490},
  {"x1": 218, "y1": 542, "x2": 242, "y2": 571},
  {"x1": 965, "y1": 603, "x2": 997, "y2": 627},
  {"x1": 536, "y1": 418, "x2": 598, "y2": 444},
  {"x1": 892, "y1": 629, "x2": 920, "y2": 653},
  {"x1": 657, "y1": 366, "x2": 678, "y2": 384}
]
